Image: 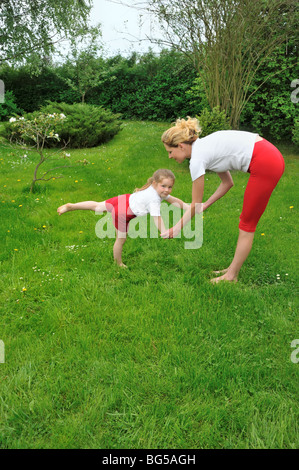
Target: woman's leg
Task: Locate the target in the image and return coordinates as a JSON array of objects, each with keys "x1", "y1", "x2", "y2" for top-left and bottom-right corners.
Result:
[
  {"x1": 113, "y1": 230, "x2": 128, "y2": 267},
  {"x1": 211, "y1": 229, "x2": 255, "y2": 283},
  {"x1": 211, "y1": 140, "x2": 284, "y2": 283},
  {"x1": 57, "y1": 201, "x2": 107, "y2": 215}
]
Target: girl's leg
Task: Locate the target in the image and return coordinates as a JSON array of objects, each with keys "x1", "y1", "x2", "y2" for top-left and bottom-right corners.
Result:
[
  {"x1": 211, "y1": 229, "x2": 255, "y2": 283},
  {"x1": 57, "y1": 201, "x2": 107, "y2": 215},
  {"x1": 113, "y1": 230, "x2": 128, "y2": 267}
]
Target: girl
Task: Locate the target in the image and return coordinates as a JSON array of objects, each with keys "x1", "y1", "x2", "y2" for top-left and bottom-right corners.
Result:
[
  {"x1": 161, "y1": 117, "x2": 285, "y2": 283},
  {"x1": 57, "y1": 169, "x2": 189, "y2": 267}
]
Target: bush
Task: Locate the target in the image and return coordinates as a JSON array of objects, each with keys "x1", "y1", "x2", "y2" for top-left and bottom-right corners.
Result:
[
  {"x1": 0, "y1": 90, "x2": 23, "y2": 121},
  {"x1": 292, "y1": 120, "x2": 299, "y2": 147},
  {"x1": 40, "y1": 102, "x2": 122, "y2": 148},
  {"x1": 4, "y1": 102, "x2": 122, "y2": 148},
  {"x1": 196, "y1": 106, "x2": 231, "y2": 137}
]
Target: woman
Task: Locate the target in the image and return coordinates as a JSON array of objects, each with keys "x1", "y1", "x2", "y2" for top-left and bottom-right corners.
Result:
[{"x1": 161, "y1": 117, "x2": 285, "y2": 283}]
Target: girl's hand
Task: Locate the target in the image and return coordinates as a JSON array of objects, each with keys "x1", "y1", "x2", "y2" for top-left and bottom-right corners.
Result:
[{"x1": 160, "y1": 228, "x2": 173, "y2": 238}]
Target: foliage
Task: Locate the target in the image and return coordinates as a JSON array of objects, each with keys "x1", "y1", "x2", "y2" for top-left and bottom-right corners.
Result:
[
  {"x1": 240, "y1": 40, "x2": 299, "y2": 141},
  {"x1": 0, "y1": 0, "x2": 92, "y2": 63},
  {"x1": 0, "y1": 90, "x2": 23, "y2": 121},
  {"x1": 87, "y1": 49, "x2": 199, "y2": 121},
  {"x1": 39, "y1": 102, "x2": 122, "y2": 148},
  {"x1": 0, "y1": 64, "x2": 76, "y2": 113},
  {"x1": 59, "y1": 24, "x2": 103, "y2": 104},
  {"x1": 1, "y1": 44, "x2": 297, "y2": 141},
  {"x1": 7, "y1": 112, "x2": 70, "y2": 192},
  {"x1": 196, "y1": 107, "x2": 231, "y2": 137},
  {"x1": 145, "y1": 0, "x2": 298, "y2": 128},
  {"x1": 5, "y1": 102, "x2": 122, "y2": 149},
  {"x1": 292, "y1": 120, "x2": 299, "y2": 146}
]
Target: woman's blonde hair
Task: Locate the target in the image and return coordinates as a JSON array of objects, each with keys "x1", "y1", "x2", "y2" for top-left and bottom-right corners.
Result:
[
  {"x1": 161, "y1": 116, "x2": 201, "y2": 147},
  {"x1": 134, "y1": 169, "x2": 175, "y2": 193}
]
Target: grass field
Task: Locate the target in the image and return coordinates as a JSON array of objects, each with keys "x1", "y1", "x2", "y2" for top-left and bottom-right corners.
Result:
[{"x1": 0, "y1": 121, "x2": 298, "y2": 449}]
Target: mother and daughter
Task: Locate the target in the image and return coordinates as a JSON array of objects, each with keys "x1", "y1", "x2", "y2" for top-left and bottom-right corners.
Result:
[{"x1": 58, "y1": 117, "x2": 284, "y2": 281}]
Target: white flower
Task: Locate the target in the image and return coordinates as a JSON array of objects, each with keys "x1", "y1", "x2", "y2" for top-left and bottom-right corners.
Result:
[
  {"x1": 9, "y1": 117, "x2": 16, "y2": 122},
  {"x1": 60, "y1": 113, "x2": 66, "y2": 119}
]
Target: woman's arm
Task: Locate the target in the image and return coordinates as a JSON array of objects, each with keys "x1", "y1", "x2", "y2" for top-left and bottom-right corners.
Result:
[
  {"x1": 203, "y1": 171, "x2": 234, "y2": 210},
  {"x1": 161, "y1": 175, "x2": 205, "y2": 238}
]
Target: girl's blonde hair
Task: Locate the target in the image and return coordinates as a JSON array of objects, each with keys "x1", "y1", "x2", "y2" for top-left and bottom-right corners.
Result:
[
  {"x1": 134, "y1": 169, "x2": 175, "y2": 193},
  {"x1": 161, "y1": 116, "x2": 201, "y2": 147}
]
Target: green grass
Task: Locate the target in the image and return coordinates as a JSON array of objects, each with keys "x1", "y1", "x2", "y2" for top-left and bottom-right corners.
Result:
[{"x1": 0, "y1": 121, "x2": 298, "y2": 449}]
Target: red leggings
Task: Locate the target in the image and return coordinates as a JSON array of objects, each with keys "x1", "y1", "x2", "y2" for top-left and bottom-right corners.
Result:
[{"x1": 239, "y1": 139, "x2": 285, "y2": 232}]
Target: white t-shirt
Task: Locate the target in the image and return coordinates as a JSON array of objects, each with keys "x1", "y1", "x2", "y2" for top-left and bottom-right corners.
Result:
[
  {"x1": 129, "y1": 185, "x2": 170, "y2": 217},
  {"x1": 189, "y1": 130, "x2": 258, "y2": 181}
]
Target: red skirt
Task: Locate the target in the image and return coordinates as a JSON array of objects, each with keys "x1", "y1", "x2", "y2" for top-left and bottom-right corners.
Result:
[{"x1": 105, "y1": 194, "x2": 136, "y2": 232}]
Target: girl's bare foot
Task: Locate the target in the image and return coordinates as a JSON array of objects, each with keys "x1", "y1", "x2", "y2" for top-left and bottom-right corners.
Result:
[
  {"x1": 118, "y1": 262, "x2": 127, "y2": 268},
  {"x1": 57, "y1": 203, "x2": 72, "y2": 215},
  {"x1": 212, "y1": 268, "x2": 229, "y2": 275}
]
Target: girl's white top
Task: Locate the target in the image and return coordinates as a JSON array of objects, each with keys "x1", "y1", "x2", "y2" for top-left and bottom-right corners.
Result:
[
  {"x1": 129, "y1": 185, "x2": 170, "y2": 217},
  {"x1": 189, "y1": 130, "x2": 258, "y2": 181}
]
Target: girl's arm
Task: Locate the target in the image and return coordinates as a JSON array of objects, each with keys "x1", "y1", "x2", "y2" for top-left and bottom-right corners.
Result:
[
  {"x1": 167, "y1": 195, "x2": 190, "y2": 211},
  {"x1": 203, "y1": 171, "x2": 234, "y2": 210},
  {"x1": 161, "y1": 175, "x2": 205, "y2": 238},
  {"x1": 152, "y1": 215, "x2": 166, "y2": 234}
]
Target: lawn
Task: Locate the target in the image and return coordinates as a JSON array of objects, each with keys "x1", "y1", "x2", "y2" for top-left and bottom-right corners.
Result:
[{"x1": 0, "y1": 121, "x2": 298, "y2": 449}]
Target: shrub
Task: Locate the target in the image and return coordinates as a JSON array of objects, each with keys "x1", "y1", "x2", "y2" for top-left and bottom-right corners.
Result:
[
  {"x1": 0, "y1": 90, "x2": 23, "y2": 121},
  {"x1": 292, "y1": 120, "x2": 299, "y2": 147},
  {"x1": 4, "y1": 102, "x2": 122, "y2": 148},
  {"x1": 196, "y1": 106, "x2": 231, "y2": 137},
  {"x1": 39, "y1": 102, "x2": 122, "y2": 148}
]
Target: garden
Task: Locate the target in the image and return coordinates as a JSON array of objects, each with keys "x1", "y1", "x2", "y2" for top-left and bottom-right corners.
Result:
[{"x1": 0, "y1": 0, "x2": 298, "y2": 450}]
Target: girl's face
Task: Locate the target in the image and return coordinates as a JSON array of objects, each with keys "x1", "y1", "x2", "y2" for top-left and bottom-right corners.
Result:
[
  {"x1": 153, "y1": 178, "x2": 174, "y2": 198},
  {"x1": 164, "y1": 143, "x2": 192, "y2": 163}
]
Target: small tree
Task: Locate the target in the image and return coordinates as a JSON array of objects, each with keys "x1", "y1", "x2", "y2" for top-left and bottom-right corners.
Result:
[
  {"x1": 58, "y1": 24, "x2": 103, "y2": 104},
  {"x1": 134, "y1": 0, "x2": 298, "y2": 128},
  {"x1": 8, "y1": 112, "x2": 70, "y2": 192}
]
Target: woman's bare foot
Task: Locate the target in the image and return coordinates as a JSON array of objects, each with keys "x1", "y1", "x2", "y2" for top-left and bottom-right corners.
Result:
[
  {"x1": 57, "y1": 203, "x2": 72, "y2": 215},
  {"x1": 211, "y1": 272, "x2": 237, "y2": 284}
]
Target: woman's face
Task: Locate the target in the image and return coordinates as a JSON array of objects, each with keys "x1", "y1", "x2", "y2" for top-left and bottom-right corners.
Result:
[{"x1": 164, "y1": 143, "x2": 191, "y2": 163}]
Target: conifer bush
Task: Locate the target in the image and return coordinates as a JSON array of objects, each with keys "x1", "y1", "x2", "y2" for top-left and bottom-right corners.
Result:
[{"x1": 4, "y1": 102, "x2": 122, "y2": 148}]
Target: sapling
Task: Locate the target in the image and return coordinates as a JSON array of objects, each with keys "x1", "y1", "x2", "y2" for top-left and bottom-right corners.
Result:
[{"x1": 9, "y1": 112, "x2": 70, "y2": 193}]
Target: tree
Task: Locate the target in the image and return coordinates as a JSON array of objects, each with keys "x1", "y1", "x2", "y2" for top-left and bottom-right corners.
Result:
[
  {"x1": 129, "y1": 0, "x2": 298, "y2": 128},
  {"x1": 60, "y1": 25, "x2": 103, "y2": 104},
  {"x1": 8, "y1": 113, "x2": 70, "y2": 192},
  {"x1": 0, "y1": 0, "x2": 92, "y2": 64}
]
